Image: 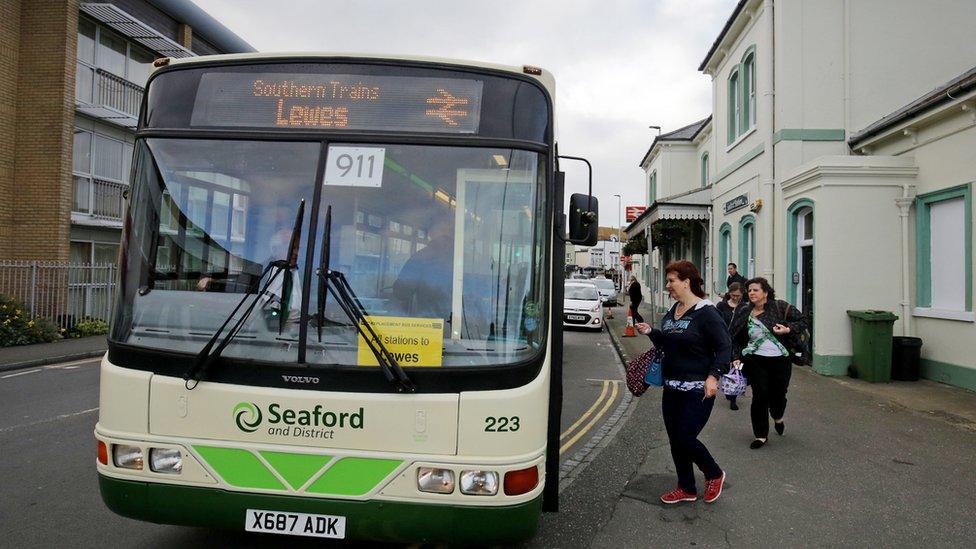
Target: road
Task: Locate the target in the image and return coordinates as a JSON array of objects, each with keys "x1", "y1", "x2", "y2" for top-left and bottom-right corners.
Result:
[{"x1": 0, "y1": 327, "x2": 627, "y2": 547}]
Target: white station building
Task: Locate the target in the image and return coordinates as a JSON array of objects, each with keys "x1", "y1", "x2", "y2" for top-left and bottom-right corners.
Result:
[{"x1": 626, "y1": 0, "x2": 976, "y2": 392}]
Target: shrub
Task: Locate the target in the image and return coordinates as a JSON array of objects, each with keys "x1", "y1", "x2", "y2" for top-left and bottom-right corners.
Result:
[
  {"x1": 0, "y1": 294, "x2": 61, "y2": 347},
  {"x1": 67, "y1": 317, "x2": 110, "y2": 339}
]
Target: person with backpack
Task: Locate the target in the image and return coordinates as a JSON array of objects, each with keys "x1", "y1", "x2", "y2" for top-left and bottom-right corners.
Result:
[
  {"x1": 635, "y1": 260, "x2": 731, "y2": 505},
  {"x1": 729, "y1": 277, "x2": 808, "y2": 449},
  {"x1": 715, "y1": 282, "x2": 747, "y2": 410}
]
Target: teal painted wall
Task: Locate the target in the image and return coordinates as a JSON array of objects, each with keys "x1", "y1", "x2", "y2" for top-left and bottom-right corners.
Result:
[
  {"x1": 813, "y1": 354, "x2": 851, "y2": 376},
  {"x1": 921, "y1": 359, "x2": 976, "y2": 393}
]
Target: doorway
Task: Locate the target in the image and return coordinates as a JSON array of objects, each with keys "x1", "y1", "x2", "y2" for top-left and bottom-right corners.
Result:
[{"x1": 796, "y1": 207, "x2": 814, "y2": 340}]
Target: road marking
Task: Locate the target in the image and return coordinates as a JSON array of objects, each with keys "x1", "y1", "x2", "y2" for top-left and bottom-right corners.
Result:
[
  {"x1": 0, "y1": 407, "x2": 99, "y2": 434},
  {"x1": 560, "y1": 380, "x2": 610, "y2": 441},
  {"x1": 1, "y1": 369, "x2": 42, "y2": 379},
  {"x1": 560, "y1": 381, "x2": 620, "y2": 455}
]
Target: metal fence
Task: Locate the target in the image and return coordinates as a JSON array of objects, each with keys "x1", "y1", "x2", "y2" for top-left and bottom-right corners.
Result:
[
  {"x1": 0, "y1": 261, "x2": 117, "y2": 330},
  {"x1": 95, "y1": 68, "x2": 144, "y2": 118}
]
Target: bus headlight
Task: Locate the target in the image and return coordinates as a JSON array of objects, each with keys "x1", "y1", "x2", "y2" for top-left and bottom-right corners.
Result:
[
  {"x1": 459, "y1": 470, "x2": 499, "y2": 496},
  {"x1": 113, "y1": 444, "x2": 144, "y2": 470},
  {"x1": 417, "y1": 467, "x2": 455, "y2": 494},
  {"x1": 149, "y1": 448, "x2": 183, "y2": 474}
]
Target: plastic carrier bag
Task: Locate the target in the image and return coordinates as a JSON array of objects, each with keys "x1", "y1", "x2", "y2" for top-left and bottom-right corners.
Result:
[{"x1": 720, "y1": 366, "x2": 748, "y2": 397}]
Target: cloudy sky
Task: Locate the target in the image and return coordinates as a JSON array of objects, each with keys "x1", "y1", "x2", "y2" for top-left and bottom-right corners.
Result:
[{"x1": 192, "y1": 0, "x2": 737, "y2": 228}]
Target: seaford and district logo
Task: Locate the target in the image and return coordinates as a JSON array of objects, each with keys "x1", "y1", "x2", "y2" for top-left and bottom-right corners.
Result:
[
  {"x1": 232, "y1": 401, "x2": 365, "y2": 440},
  {"x1": 234, "y1": 402, "x2": 263, "y2": 433}
]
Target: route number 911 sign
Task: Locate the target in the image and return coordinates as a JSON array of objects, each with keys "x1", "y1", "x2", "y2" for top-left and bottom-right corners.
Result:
[{"x1": 324, "y1": 146, "x2": 386, "y2": 188}]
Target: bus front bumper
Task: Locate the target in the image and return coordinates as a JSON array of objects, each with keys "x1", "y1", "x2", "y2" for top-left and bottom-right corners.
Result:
[{"x1": 99, "y1": 474, "x2": 542, "y2": 544}]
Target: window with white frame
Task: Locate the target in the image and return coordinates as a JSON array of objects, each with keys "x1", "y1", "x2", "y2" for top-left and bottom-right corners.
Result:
[
  {"x1": 726, "y1": 47, "x2": 757, "y2": 145},
  {"x1": 701, "y1": 153, "x2": 709, "y2": 187},
  {"x1": 649, "y1": 171, "x2": 657, "y2": 203},
  {"x1": 72, "y1": 127, "x2": 133, "y2": 216},
  {"x1": 736, "y1": 216, "x2": 756, "y2": 280},
  {"x1": 743, "y1": 53, "x2": 756, "y2": 130},
  {"x1": 917, "y1": 186, "x2": 971, "y2": 314},
  {"x1": 76, "y1": 15, "x2": 156, "y2": 103},
  {"x1": 718, "y1": 225, "x2": 732, "y2": 290},
  {"x1": 742, "y1": 220, "x2": 755, "y2": 278},
  {"x1": 728, "y1": 71, "x2": 740, "y2": 144}
]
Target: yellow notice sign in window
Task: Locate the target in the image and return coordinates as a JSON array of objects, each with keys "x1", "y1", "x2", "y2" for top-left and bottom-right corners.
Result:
[{"x1": 357, "y1": 316, "x2": 444, "y2": 367}]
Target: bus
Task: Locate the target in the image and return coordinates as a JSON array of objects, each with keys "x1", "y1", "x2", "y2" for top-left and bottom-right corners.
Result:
[{"x1": 96, "y1": 53, "x2": 597, "y2": 544}]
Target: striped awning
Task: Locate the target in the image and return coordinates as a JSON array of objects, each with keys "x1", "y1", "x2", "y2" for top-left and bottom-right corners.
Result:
[
  {"x1": 624, "y1": 187, "x2": 711, "y2": 238},
  {"x1": 80, "y1": 3, "x2": 194, "y2": 58}
]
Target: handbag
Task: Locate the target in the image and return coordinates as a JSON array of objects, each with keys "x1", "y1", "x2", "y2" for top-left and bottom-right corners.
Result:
[
  {"x1": 644, "y1": 352, "x2": 664, "y2": 387},
  {"x1": 720, "y1": 366, "x2": 748, "y2": 396},
  {"x1": 779, "y1": 302, "x2": 811, "y2": 366},
  {"x1": 625, "y1": 347, "x2": 662, "y2": 396}
]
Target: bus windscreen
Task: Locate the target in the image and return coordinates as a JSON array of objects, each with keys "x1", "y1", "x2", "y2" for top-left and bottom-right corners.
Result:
[{"x1": 190, "y1": 72, "x2": 484, "y2": 133}]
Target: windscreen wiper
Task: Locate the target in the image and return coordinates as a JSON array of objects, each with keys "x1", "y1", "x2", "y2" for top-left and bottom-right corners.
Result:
[
  {"x1": 315, "y1": 205, "x2": 416, "y2": 393},
  {"x1": 183, "y1": 200, "x2": 305, "y2": 390},
  {"x1": 316, "y1": 205, "x2": 332, "y2": 342}
]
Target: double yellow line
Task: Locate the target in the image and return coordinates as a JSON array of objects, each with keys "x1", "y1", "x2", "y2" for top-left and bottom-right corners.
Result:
[{"x1": 558, "y1": 379, "x2": 620, "y2": 455}]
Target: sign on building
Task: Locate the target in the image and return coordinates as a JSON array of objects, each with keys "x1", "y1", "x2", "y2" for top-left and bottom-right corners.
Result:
[
  {"x1": 723, "y1": 194, "x2": 749, "y2": 214},
  {"x1": 625, "y1": 206, "x2": 646, "y2": 222}
]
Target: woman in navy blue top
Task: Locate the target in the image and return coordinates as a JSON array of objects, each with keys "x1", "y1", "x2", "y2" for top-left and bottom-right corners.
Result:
[{"x1": 636, "y1": 260, "x2": 732, "y2": 505}]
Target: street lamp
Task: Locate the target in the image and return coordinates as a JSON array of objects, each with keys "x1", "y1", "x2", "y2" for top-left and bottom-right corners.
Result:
[{"x1": 613, "y1": 193, "x2": 622, "y2": 278}]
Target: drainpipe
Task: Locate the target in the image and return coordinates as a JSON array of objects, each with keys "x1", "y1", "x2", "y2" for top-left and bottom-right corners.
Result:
[
  {"x1": 895, "y1": 186, "x2": 916, "y2": 336},
  {"x1": 760, "y1": 0, "x2": 776, "y2": 283}
]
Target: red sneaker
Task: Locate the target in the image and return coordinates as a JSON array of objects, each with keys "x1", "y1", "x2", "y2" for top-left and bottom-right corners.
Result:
[
  {"x1": 703, "y1": 471, "x2": 726, "y2": 503},
  {"x1": 660, "y1": 487, "x2": 697, "y2": 504}
]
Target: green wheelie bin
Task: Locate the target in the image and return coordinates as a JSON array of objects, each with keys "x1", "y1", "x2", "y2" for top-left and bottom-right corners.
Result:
[{"x1": 846, "y1": 310, "x2": 898, "y2": 382}]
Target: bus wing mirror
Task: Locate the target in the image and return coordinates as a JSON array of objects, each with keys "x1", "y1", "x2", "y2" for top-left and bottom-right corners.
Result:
[{"x1": 568, "y1": 193, "x2": 598, "y2": 246}]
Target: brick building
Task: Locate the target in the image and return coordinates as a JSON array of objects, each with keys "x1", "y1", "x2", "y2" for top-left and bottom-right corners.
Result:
[{"x1": 0, "y1": 0, "x2": 253, "y2": 264}]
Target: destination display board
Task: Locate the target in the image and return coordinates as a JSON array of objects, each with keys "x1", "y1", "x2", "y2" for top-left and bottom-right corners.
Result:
[{"x1": 190, "y1": 72, "x2": 483, "y2": 133}]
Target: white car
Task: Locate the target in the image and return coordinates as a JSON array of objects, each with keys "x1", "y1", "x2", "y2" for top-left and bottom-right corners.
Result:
[
  {"x1": 590, "y1": 278, "x2": 618, "y2": 306},
  {"x1": 563, "y1": 282, "x2": 604, "y2": 331}
]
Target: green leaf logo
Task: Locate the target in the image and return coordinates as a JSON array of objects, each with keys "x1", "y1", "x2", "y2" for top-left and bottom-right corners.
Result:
[{"x1": 234, "y1": 402, "x2": 262, "y2": 433}]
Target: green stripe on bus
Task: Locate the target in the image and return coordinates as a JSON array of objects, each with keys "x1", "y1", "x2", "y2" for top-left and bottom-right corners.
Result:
[
  {"x1": 306, "y1": 457, "x2": 402, "y2": 496},
  {"x1": 194, "y1": 446, "x2": 284, "y2": 490},
  {"x1": 259, "y1": 451, "x2": 332, "y2": 490}
]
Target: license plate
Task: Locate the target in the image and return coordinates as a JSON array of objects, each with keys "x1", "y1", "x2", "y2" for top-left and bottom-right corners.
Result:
[
  {"x1": 245, "y1": 509, "x2": 346, "y2": 539},
  {"x1": 567, "y1": 314, "x2": 586, "y2": 321}
]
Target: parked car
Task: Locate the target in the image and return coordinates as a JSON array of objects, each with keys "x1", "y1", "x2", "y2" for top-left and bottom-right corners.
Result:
[
  {"x1": 563, "y1": 282, "x2": 604, "y2": 331},
  {"x1": 590, "y1": 278, "x2": 618, "y2": 306}
]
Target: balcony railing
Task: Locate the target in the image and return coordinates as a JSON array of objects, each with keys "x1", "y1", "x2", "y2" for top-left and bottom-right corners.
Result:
[
  {"x1": 73, "y1": 176, "x2": 128, "y2": 223},
  {"x1": 75, "y1": 65, "x2": 144, "y2": 128}
]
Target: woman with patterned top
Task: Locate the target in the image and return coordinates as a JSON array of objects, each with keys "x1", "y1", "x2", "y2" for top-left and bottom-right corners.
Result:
[
  {"x1": 729, "y1": 277, "x2": 807, "y2": 449},
  {"x1": 635, "y1": 260, "x2": 731, "y2": 505}
]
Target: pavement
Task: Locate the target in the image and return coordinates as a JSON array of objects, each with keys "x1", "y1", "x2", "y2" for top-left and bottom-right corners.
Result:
[
  {"x1": 533, "y1": 296, "x2": 976, "y2": 547},
  {"x1": 0, "y1": 335, "x2": 107, "y2": 372}
]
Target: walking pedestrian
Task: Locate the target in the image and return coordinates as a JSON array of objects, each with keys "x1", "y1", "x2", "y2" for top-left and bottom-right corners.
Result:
[
  {"x1": 627, "y1": 275, "x2": 644, "y2": 323},
  {"x1": 726, "y1": 263, "x2": 747, "y2": 290},
  {"x1": 635, "y1": 260, "x2": 731, "y2": 505},
  {"x1": 715, "y1": 282, "x2": 747, "y2": 410},
  {"x1": 729, "y1": 277, "x2": 807, "y2": 449}
]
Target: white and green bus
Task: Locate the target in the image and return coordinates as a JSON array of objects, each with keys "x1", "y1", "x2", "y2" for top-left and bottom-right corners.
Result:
[{"x1": 96, "y1": 53, "x2": 598, "y2": 544}]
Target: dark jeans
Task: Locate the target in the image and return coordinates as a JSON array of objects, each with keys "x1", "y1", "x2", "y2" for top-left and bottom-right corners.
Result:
[
  {"x1": 629, "y1": 303, "x2": 644, "y2": 323},
  {"x1": 743, "y1": 354, "x2": 793, "y2": 438},
  {"x1": 662, "y1": 388, "x2": 723, "y2": 493}
]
